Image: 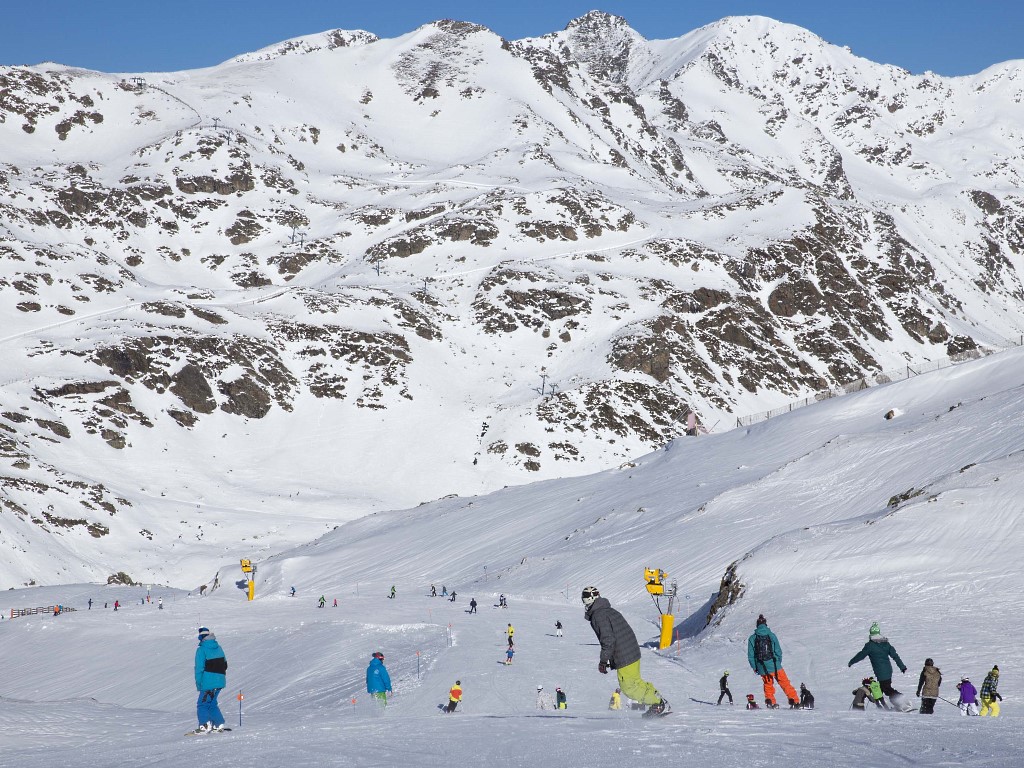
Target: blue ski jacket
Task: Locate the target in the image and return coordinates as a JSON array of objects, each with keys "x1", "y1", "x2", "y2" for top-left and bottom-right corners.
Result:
[
  {"x1": 747, "y1": 624, "x2": 783, "y2": 675},
  {"x1": 195, "y1": 637, "x2": 227, "y2": 691},
  {"x1": 366, "y1": 657, "x2": 392, "y2": 694}
]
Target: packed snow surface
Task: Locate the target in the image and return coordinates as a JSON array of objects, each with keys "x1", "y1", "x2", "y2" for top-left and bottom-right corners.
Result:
[{"x1": 1, "y1": 346, "x2": 1022, "y2": 766}]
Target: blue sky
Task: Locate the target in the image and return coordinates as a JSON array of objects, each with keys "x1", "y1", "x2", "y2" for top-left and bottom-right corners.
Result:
[{"x1": 2, "y1": 1, "x2": 1020, "y2": 76}]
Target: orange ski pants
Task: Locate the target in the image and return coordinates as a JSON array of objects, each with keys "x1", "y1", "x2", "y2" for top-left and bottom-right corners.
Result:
[{"x1": 761, "y1": 668, "x2": 799, "y2": 705}]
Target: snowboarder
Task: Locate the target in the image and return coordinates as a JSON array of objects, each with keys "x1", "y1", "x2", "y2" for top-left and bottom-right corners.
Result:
[
  {"x1": 504, "y1": 646, "x2": 515, "y2": 665},
  {"x1": 608, "y1": 688, "x2": 622, "y2": 710},
  {"x1": 449, "y1": 591, "x2": 457, "y2": 602},
  {"x1": 318, "y1": 595, "x2": 326, "y2": 608},
  {"x1": 852, "y1": 679, "x2": 871, "y2": 710},
  {"x1": 980, "y1": 666, "x2": 1002, "y2": 717},
  {"x1": 582, "y1": 586, "x2": 670, "y2": 717},
  {"x1": 957, "y1": 677, "x2": 979, "y2": 716},
  {"x1": 290, "y1": 586, "x2": 296, "y2": 597},
  {"x1": 745, "y1": 694, "x2": 759, "y2": 710},
  {"x1": 366, "y1": 651, "x2": 392, "y2": 708},
  {"x1": 555, "y1": 687, "x2": 567, "y2": 710},
  {"x1": 192, "y1": 627, "x2": 228, "y2": 733},
  {"x1": 536, "y1": 685, "x2": 554, "y2": 710},
  {"x1": 445, "y1": 680, "x2": 462, "y2": 713},
  {"x1": 799, "y1": 683, "x2": 814, "y2": 709},
  {"x1": 847, "y1": 622, "x2": 910, "y2": 711},
  {"x1": 441, "y1": 585, "x2": 448, "y2": 597},
  {"x1": 431, "y1": 584, "x2": 437, "y2": 597},
  {"x1": 158, "y1": 597, "x2": 163, "y2": 610},
  {"x1": 916, "y1": 658, "x2": 942, "y2": 714},
  {"x1": 555, "y1": 620, "x2": 563, "y2": 637},
  {"x1": 718, "y1": 670, "x2": 733, "y2": 705},
  {"x1": 747, "y1": 614, "x2": 800, "y2": 709},
  {"x1": 507, "y1": 623, "x2": 515, "y2": 647},
  {"x1": 468, "y1": 598, "x2": 477, "y2": 614},
  {"x1": 389, "y1": 586, "x2": 396, "y2": 599}
]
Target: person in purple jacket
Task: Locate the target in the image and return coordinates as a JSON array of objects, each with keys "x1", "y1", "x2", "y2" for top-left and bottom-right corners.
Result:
[{"x1": 957, "y1": 677, "x2": 979, "y2": 716}]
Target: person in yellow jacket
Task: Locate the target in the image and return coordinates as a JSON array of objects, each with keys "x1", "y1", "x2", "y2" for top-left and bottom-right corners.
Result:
[
  {"x1": 506, "y1": 623, "x2": 515, "y2": 647},
  {"x1": 980, "y1": 666, "x2": 1002, "y2": 717},
  {"x1": 445, "y1": 680, "x2": 462, "y2": 713},
  {"x1": 608, "y1": 688, "x2": 621, "y2": 710}
]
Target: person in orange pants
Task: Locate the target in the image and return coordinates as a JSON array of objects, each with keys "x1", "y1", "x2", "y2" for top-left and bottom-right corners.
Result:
[{"x1": 747, "y1": 614, "x2": 800, "y2": 708}]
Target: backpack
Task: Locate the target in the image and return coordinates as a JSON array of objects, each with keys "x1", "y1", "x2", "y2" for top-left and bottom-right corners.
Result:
[{"x1": 754, "y1": 634, "x2": 775, "y2": 663}]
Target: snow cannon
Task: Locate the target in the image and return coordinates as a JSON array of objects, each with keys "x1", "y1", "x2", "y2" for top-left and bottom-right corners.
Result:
[
  {"x1": 644, "y1": 568, "x2": 677, "y2": 649},
  {"x1": 240, "y1": 558, "x2": 257, "y2": 601}
]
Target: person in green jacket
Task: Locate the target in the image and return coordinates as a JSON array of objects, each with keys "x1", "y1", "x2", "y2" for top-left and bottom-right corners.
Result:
[{"x1": 848, "y1": 622, "x2": 910, "y2": 711}]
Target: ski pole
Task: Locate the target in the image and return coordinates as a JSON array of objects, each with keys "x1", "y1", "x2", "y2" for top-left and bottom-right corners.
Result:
[{"x1": 937, "y1": 695, "x2": 960, "y2": 709}]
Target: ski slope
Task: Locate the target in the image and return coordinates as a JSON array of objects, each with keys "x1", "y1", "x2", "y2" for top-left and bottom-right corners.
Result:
[{"x1": 1, "y1": 347, "x2": 1022, "y2": 766}]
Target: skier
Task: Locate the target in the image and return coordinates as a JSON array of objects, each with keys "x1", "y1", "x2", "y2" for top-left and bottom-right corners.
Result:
[
  {"x1": 747, "y1": 614, "x2": 800, "y2": 709},
  {"x1": 88, "y1": 598, "x2": 92, "y2": 610},
  {"x1": 555, "y1": 687, "x2": 567, "y2": 710},
  {"x1": 504, "y1": 646, "x2": 515, "y2": 665},
  {"x1": 745, "y1": 694, "x2": 759, "y2": 710},
  {"x1": 867, "y1": 677, "x2": 888, "y2": 709},
  {"x1": 852, "y1": 679, "x2": 871, "y2": 710},
  {"x1": 608, "y1": 688, "x2": 622, "y2": 710},
  {"x1": 957, "y1": 677, "x2": 979, "y2": 716},
  {"x1": 333, "y1": 598, "x2": 338, "y2": 608},
  {"x1": 431, "y1": 584, "x2": 437, "y2": 597},
  {"x1": 442, "y1": 585, "x2": 448, "y2": 597},
  {"x1": 847, "y1": 622, "x2": 911, "y2": 711},
  {"x1": 582, "y1": 586, "x2": 670, "y2": 717},
  {"x1": 499, "y1": 594, "x2": 507, "y2": 608},
  {"x1": 979, "y1": 666, "x2": 1002, "y2": 717},
  {"x1": 290, "y1": 586, "x2": 296, "y2": 597},
  {"x1": 366, "y1": 651, "x2": 392, "y2": 708},
  {"x1": 536, "y1": 685, "x2": 554, "y2": 710},
  {"x1": 318, "y1": 595, "x2": 326, "y2": 608},
  {"x1": 158, "y1": 597, "x2": 163, "y2": 610},
  {"x1": 717, "y1": 670, "x2": 733, "y2": 705},
  {"x1": 114, "y1": 600, "x2": 119, "y2": 611},
  {"x1": 555, "y1": 620, "x2": 563, "y2": 637},
  {"x1": 192, "y1": 627, "x2": 228, "y2": 733},
  {"x1": 449, "y1": 591, "x2": 457, "y2": 602},
  {"x1": 799, "y1": 683, "x2": 814, "y2": 709},
  {"x1": 468, "y1": 598, "x2": 477, "y2": 614},
  {"x1": 389, "y1": 586, "x2": 396, "y2": 600},
  {"x1": 507, "y1": 623, "x2": 515, "y2": 647},
  {"x1": 445, "y1": 680, "x2": 462, "y2": 713},
  {"x1": 916, "y1": 658, "x2": 942, "y2": 714}
]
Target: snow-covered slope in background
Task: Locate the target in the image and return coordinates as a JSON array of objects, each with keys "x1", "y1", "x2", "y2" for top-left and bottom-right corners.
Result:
[
  {"x1": 1, "y1": 11, "x2": 1023, "y2": 586},
  {"x1": 0, "y1": 346, "x2": 1021, "y2": 766}
]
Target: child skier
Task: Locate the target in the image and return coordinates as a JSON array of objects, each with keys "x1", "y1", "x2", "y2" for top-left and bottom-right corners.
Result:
[
  {"x1": 504, "y1": 646, "x2": 515, "y2": 665},
  {"x1": 536, "y1": 685, "x2": 554, "y2": 710},
  {"x1": 957, "y1": 677, "x2": 979, "y2": 716},
  {"x1": 608, "y1": 688, "x2": 622, "y2": 710},
  {"x1": 852, "y1": 679, "x2": 871, "y2": 710},
  {"x1": 718, "y1": 670, "x2": 733, "y2": 705},
  {"x1": 555, "y1": 687, "x2": 567, "y2": 710},
  {"x1": 745, "y1": 694, "x2": 759, "y2": 710},
  {"x1": 867, "y1": 677, "x2": 889, "y2": 709},
  {"x1": 799, "y1": 683, "x2": 814, "y2": 709}
]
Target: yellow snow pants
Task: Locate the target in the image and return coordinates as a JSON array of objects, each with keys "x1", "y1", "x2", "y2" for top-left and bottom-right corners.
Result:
[
  {"x1": 616, "y1": 660, "x2": 663, "y2": 706},
  {"x1": 980, "y1": 697, "x2": 1000, "y2": 717}
]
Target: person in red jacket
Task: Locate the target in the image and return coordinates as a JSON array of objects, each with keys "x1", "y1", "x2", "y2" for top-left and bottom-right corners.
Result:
[{"x1": 445, "y1": 680, "x2": 462, "y2": 713}]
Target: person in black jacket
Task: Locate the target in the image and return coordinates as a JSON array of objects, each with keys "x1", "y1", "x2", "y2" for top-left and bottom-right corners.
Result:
[
  {"x1": 582, "y1": 586, "x2": 670, "y2": 717},
  {"x1": 717, "y1": 670, "x2": 733, "y2": 705}
]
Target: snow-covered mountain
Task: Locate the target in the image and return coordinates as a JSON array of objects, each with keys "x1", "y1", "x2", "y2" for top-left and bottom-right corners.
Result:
[{"x1": 1, "y1": 12, "x2": 1023, "y2": 586}]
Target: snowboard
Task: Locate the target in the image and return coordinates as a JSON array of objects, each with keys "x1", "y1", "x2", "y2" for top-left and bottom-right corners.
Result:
[{"x1": 185, "y1": 727, "x2": 232, "y2": 736}]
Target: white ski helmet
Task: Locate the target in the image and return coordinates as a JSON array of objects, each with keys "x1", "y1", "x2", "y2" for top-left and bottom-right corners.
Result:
[{"x1": 581, "y1": 586, "x2": 600, "y2": 606}]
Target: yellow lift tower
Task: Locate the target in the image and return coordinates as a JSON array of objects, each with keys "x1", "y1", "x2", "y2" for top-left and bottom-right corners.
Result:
[
  {"x1": 240, "y1": 559, "x2": 256, "y2": 601},
  {"x1": 644, "y1": 567, "x2": 678, "y2": 649}
]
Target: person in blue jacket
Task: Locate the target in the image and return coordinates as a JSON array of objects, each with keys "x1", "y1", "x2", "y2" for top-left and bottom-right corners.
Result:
[
  {"x1": 747, "y1": 614, "x2": 800, "y2": 708},
  {"x1": 847, "y1": 622, "x2": 910, "y2": 711},
  {"x1": 366, "y1": 651, "x2": 392, "y2": 707},
  {"x1": 193, "y1": 627, "x2": 228, "y2": 733}
]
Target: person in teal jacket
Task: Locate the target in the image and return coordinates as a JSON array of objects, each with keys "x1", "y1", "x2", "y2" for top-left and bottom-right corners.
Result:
[
  {"x1": 366, "y1": 651, "x2": 392, "y2": 707},
  {"x1": 847, "y1": 622, "x2": 910, "y2": 710},
  {"x1": 747, "y1": 615, "x2": 799, "y2": 708},
  {"x1": 193, "y1": 627, "x2": 228, "y2": 733}
]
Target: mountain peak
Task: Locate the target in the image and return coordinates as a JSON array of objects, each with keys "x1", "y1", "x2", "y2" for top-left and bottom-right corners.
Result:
[
  {"x1": 562, "y1": 10, "x2": 645, "y2": 83},
  {"x1": 564, "y1": 10, "x2": 632, "y2": 33}
]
